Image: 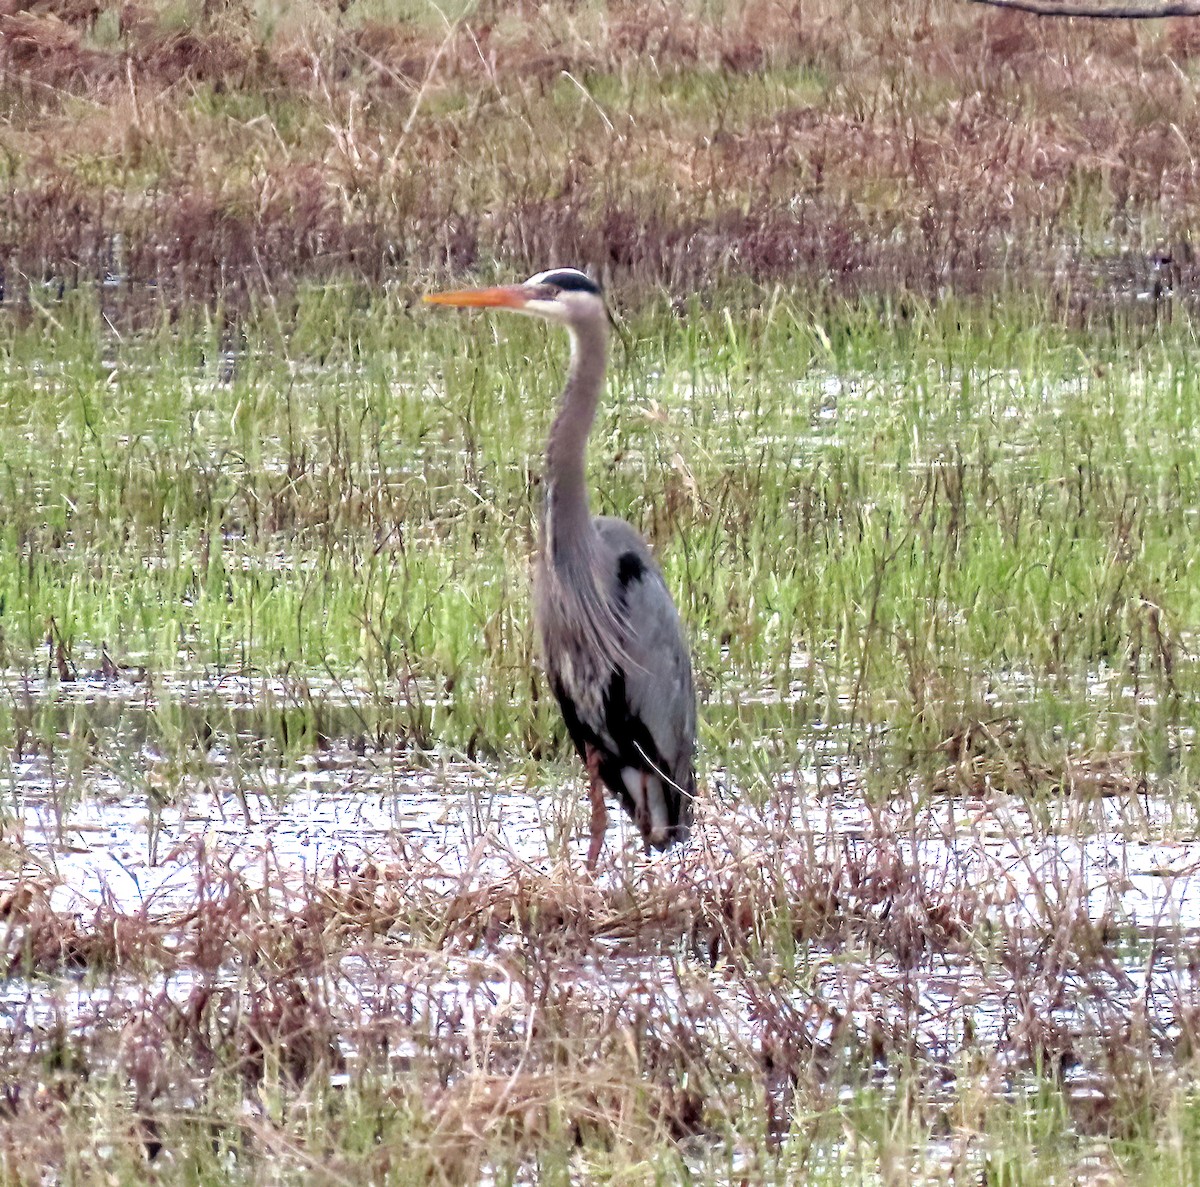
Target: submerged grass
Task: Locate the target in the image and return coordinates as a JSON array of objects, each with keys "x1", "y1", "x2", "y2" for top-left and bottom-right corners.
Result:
[{"x1": 2, "y1": 783, "x2": 1200, "y2": 1185}]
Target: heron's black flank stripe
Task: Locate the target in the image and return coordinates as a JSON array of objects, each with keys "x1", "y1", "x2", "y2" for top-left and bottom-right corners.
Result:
[
  {"x1": 541, "y1": 269, "x2": 602, "y2": 296},
  {"x1": 550, "y1": 670, "x2": 685, "y2": 850},
  {"x1": 616, "y1": 551, "x2": 646, "y2": 588}
]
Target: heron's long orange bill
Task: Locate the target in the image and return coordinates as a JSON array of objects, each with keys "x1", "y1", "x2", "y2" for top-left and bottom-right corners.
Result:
[{"x1": 423, "y1": 285, "x2": 531, "y2": 309}]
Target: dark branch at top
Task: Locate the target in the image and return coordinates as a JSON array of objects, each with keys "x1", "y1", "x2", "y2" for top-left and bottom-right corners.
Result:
[{"x1": 967, "y1": 0, "x2": 1200, "y2": 15}]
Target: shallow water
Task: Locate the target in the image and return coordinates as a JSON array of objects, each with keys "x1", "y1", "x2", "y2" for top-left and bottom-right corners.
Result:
[
  {"x1": 3, "y1": 667, "x2": 1200, "y2": 1187},
  {"x1": 5, "y1": 673, "x2": 1200, "y2": 1055},
  {"x1": 3, "y1": 673, "x2": 557, "y2": 912},
  {"x1": 7, "y1": 671, "x2": 1196, "y2": 922}
]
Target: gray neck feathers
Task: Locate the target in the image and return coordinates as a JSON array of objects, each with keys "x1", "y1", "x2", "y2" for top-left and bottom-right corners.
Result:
[
  {"x1": 545, "y1": 315, "x2": 607, "y2": 557},
  {"x1": 540, "y1": 314, "x2": 628, "y2": 666}
]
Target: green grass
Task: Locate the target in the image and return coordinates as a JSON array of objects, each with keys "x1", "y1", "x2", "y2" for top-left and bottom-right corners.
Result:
[
  {"x1": 5, "y1": 285, "x2": 1200, "y2": 1183},
  {"x1": 3, "y1": 287, "x2": 1199, "y2": 779}
]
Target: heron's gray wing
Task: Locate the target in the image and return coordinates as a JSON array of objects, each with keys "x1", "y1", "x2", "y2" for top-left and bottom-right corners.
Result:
[{"x1": 595, "y1": 520, "x2": 696, "y2": 792}]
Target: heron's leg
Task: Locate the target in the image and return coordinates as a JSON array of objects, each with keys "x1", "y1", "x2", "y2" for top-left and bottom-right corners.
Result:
[{"x1": 584, "y1": 744, "x2": 607, "y2": 871}]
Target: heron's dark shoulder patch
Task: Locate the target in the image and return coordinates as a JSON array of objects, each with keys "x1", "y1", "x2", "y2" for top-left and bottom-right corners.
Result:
[{"x1": 616, "y1": 551, "x2": 647, "y2": 588}]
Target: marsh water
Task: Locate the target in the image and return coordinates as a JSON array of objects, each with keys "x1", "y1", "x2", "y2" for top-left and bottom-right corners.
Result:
[
  {"x1": 6, "y1": 663, "x2": 1200, "y2": 1105},
  {"x1": 6, "y1": 318, "x2": 1200, "y2": 1180}
]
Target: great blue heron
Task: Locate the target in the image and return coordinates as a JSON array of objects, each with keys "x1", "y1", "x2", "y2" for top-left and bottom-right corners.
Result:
[{"x1": 425, "y1": 268, "x2": 696, "y2": 868}]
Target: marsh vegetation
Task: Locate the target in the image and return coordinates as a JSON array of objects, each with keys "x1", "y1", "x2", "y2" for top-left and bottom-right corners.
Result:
[{"x1": 5, "y1": 1, "x2": 1200, "y2": 1183}]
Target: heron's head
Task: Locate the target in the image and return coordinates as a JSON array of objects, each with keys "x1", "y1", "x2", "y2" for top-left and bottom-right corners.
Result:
[{"x1": 424, "y1": 268, "x2": 606, "y2": 332}]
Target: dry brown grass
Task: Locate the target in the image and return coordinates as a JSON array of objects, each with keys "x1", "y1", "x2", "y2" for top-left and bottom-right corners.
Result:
[
  {"x1": 2, "y1": 776, "x2": 1192, "y2": 1183},
  {"x1": 1, "y1": 0, "x2": 1199, "y2": 311}
]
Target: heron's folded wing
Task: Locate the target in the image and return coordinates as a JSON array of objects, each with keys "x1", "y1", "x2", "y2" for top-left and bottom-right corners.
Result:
[{"x1": 613, "y1": 564, "x2": 697, "y2": 792}]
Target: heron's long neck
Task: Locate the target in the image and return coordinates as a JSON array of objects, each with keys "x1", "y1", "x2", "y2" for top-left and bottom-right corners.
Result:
[{"x1": 544, "y1": 317, "x2": 608, "y2": 568}]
